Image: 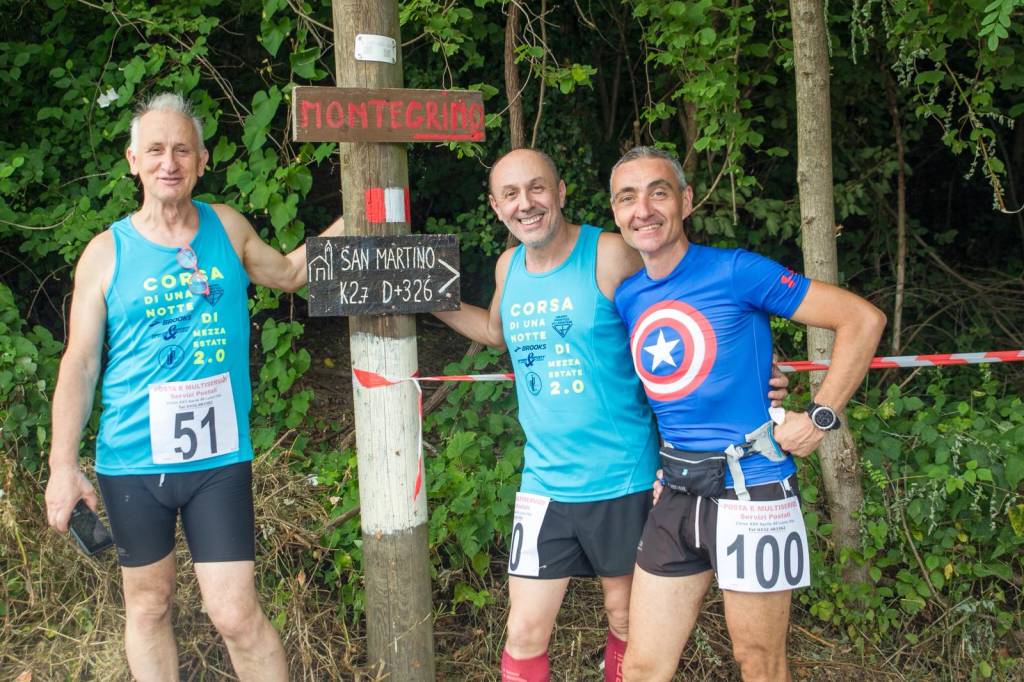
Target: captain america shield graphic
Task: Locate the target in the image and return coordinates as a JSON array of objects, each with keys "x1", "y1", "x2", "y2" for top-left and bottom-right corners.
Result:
[{"x1": 629, "y1": 300, "x2": 717, "y2": 401}]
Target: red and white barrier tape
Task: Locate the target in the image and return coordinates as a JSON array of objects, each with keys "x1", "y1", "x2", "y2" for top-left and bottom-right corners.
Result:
[
  {"x1": 775, "y1": 350, "x2": 1024, "y2": 373},
  {"x1": 354, "y1": 350, "x2": 1023, "y2": 388},
  {"x1": 352, "y1": 350, "x2": 1023, "y2": 501}
]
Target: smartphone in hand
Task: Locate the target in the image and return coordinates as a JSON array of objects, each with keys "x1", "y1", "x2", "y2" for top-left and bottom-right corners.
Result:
[{"x1": 69, "y1": 499, "x2": 114, "y2": 556}]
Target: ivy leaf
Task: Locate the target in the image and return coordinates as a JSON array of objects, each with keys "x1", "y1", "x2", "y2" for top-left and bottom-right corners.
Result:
[
  {"x1": 242, "y1": 87, "x2": 282, "y2": 152},
  {"x1": 1005, "y1": 451, "x2": 1023, "y2": 489},
  {"x1": 268, "y1": 192, "x2": 298, "y2": 231},
  {"x1": 259, "y1": 15, "x2": 293, "y2": 58},
  {"x1": 290, "y1": 46, "x2": 320, "y2": 79},
  {"x1": 211, "y1": 137, "x2": 236, "y2": 166}
]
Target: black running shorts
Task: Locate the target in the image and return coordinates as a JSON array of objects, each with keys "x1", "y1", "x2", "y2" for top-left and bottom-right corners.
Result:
[
  {"x1": 636, "y1": 474, "x2": 799, "y2": 578},
  {"x1": 97, "y1": 460, "x2": 255, "y2": 567},
  {"x1": 508, "y1": 489, "x2": 652, "y2": 579}
]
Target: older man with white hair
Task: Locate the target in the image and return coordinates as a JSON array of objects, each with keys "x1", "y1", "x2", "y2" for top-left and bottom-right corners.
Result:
[{"x1": 44, "y1": 92, "x2": 341, "y2": 681}]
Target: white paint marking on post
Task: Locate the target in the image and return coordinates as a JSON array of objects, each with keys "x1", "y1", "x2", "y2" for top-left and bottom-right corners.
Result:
[
  {"x1": 354, "y1": 34, "x2": 397, "y2": 64},
  {"x1": 350, "y1": 333, "x2": 425, "y2": 534},
  {"x1": 384, "y1": 187, "x2": 406, "y2": 223}
]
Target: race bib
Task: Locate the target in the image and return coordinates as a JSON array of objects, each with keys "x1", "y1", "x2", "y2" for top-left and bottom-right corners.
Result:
[
  {"x1": 508, "y1": 492, "x2": 551, "y2": 577},
  {"x1": 715, "y1": 497, "x2": 810, "y2": 592},
  {"x1": 148, "y1": 373, "x2": 239, "y2": 465}
]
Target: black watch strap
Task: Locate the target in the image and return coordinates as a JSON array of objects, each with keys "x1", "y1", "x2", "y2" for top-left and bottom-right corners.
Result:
[{"x1": 807, "y1": 402, "x2": 841, "y2": 431}]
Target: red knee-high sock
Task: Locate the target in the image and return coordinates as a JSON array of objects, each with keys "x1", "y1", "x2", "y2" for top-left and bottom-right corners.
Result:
[
  {"x1": 501, "y1": 649, "x2": 550, "y2": 682},
  {"x1": 604, "y1": 631, "x2": 627, "y2": 682}
]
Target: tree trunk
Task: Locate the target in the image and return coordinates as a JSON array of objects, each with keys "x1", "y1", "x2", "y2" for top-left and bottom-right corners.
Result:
[
  {"x1": 884, "y1": 72, "x2": 907, "y2": 355},
  {"x1": 332, "y1": 1, "x2": 435, "y2": 677},
  {"x1": 678, "y1": 99, "x2": 699, "y2": 178},
  {"x1": 789, "y1": 0, "x2": 867, "y2": 584},
  {"x1": 504, "y1": 2, "x2": 525, "y2": 149}
]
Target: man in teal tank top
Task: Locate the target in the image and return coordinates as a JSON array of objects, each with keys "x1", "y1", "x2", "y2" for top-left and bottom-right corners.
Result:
[
  {"x1": 434, "y1": 149, "x2": 789, "y2": 682},
  {"x1": 43, "y1": 93, "x2": 342, "y2": 681}
]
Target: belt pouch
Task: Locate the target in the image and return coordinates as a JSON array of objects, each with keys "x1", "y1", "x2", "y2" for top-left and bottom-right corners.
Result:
[{"x1": 660, "y1": 447, "x2": 726, "y2": 498}]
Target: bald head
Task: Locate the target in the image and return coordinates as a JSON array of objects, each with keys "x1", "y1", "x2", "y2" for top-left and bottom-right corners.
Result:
[{"x1": 488, "y1": 148, "x2": 561, "y2": 196}]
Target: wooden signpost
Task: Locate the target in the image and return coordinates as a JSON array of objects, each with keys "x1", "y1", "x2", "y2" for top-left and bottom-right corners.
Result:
[
  {"x1": 301, "y1": 1, "x2": 484, "y2": 678},
  {"x1": 293, "y1": 86, "x2": 485, "y2": 143}
]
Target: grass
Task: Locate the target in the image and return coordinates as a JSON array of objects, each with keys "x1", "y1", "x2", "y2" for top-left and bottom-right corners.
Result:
[{"x1": 2, "y1": 450, "x2": 1018, "y2": 680}]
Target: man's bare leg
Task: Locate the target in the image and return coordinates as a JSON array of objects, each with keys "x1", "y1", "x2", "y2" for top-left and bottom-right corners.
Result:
[
  {"x1": 622, "y1": 566, "x2": 713, "y2": 682},
  {"x1": 722, "y1": 589, "x2": 793, "y2": 682},
  {"x1": 505, "y1": 576, "x2": 571, "y2": 658},
  {"x1": 194, "y1": 560, "x2": 286, "y2": 681},
  {"x1": 122, "y1": 552, "x2": 179, "y2": 681},
  {"x1": 600, "y1": 574, "x2": 634, "y2": 681}
]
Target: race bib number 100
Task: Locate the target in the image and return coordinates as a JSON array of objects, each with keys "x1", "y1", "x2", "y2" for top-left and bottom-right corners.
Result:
[
  {"x1": 715, "y1": 497, "x2": 810, "y2": 593},
  {"x1": 508, "y1": 493, "x2": 551, "y2": 577},
  {"x1": 148, "y1": 373, "x2": 239, "y2": 465}
]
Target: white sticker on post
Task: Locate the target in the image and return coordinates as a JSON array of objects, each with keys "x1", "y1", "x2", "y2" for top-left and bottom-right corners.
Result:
[
  {"x1": 148, "y1": 372, "x2": 239, "y2": 465},
  {"x1": 355, "y1": 34, "x2": 397, "y2": 64},
  {"x1": 508, "y1": 492, "x2": 551, "y2": 577},
  {"x1": 715, "y1": 497, "x2": 810, "y2": 592}
]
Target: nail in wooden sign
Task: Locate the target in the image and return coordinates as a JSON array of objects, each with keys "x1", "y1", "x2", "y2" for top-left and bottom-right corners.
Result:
[
  {"x1": 306, "y1": 235, "x2": 461, "y2": 316},
  {"x1": 293, "y1": 86, "x2": 485, "y2": 144}
]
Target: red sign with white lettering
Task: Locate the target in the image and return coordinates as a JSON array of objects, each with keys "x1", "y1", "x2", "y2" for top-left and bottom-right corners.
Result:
[{"x1": 292, "y1": 86, "x2": 485, "y2": 143}]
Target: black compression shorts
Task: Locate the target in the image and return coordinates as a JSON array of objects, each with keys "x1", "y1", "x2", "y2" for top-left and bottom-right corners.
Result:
[{"x1": 97, "y1": 460, "x2": 255, "y2": 567}]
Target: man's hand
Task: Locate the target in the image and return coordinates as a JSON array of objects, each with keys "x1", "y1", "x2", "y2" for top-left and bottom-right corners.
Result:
[
  {"x1": 767, "y1": 361, "x2": 789, "y2": 407},
  {"x1": 45, "y1": 466, "x2": 98, "y2": 533},
  {"x1": 772, "y1": 410, "x2": 826, "y2": 458},
  {"x1": 652, "y1": 469, "x2": 665, "y2": 505}
]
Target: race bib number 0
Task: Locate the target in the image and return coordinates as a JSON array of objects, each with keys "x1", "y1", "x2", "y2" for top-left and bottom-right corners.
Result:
[
  {"x1": 508, "y1": 492, "x2": 551, "y2": 577},
  {"x1": 715, "y1": 497, "x2": 810, "y2": 592},
  {"x1": 148, "y1": 373, "x2": 239, "y2": 465}
]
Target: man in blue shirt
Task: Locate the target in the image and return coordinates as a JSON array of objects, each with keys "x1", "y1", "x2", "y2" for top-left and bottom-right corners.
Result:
[{"x1": 610, "y1": 146, "x2": 885, "y2": 682}]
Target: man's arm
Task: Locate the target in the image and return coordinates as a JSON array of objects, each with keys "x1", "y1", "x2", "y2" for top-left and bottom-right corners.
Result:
[
  {"x1": 45, "y1": 233, "x2": 113, "y2": 532},
  {"x1": 595, "y1": 231, "x2": 644, "y2": 299},
  {"x1": 433, "y1": 248, "x2": 513, "y2": 349},
  {"x1": 213, "y1": 204, "x2": 344, "y2": 293},
  {"x1": 773, "y1": 281, "x2": 887, "y2": 457}
]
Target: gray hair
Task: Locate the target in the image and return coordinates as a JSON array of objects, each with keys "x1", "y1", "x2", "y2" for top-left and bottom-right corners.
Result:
[
  {"x1": 129, "y1": 92, "x2": 205, "y2": 153},
  {"x1": 609, "y1": 146, "x2": 687, "y2": 193},
  {"x1": 488, "y1": 148, "x2": 561, "y2": 194}
]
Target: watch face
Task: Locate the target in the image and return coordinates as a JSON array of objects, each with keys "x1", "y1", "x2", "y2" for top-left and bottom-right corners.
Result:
[{"x1": 812, "y1": 407, "x2": 837, "y2": 429}]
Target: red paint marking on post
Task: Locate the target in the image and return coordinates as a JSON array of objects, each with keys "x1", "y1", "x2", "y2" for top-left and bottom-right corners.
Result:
[{"x1": 365, "y1": 188, "x2": 386, "y2": 223}]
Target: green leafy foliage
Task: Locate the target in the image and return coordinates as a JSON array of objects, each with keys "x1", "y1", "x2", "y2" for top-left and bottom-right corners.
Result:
[
  {"x1": 801, "y1": 370, "x2": 1022, "y2": 671},
  {"x1": 0, "y1": 284, "x2": 62, "y2": 472},
  {"x1": 425, "y1": 350, "x2": 522, "y2": 591}
]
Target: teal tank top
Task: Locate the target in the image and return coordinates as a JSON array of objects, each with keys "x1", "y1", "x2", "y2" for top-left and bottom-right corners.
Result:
[
  {"x1": 96, "y1": 201, "x2": 253, "y2": 475},
  {"x1": 500, "y1": 225, "x2": 659, "y2": 502}
]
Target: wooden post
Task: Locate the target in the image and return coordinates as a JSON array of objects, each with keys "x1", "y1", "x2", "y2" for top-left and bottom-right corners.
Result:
[{"x1": 331, "y1": 0, "x2": 435, "y2": 676}]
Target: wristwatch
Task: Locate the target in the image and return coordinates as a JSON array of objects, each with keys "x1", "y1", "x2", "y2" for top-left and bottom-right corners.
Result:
[{"x1": 806, "y1": 402, "x2": 841, "y2": 431}]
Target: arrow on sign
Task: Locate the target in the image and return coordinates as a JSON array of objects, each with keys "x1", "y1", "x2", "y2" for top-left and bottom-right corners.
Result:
[{"x1": 437, "y1": 258, "x2": 460, "y2": 294}]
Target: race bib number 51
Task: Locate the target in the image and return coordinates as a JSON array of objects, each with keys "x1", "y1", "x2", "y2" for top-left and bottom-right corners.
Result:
[
  {"x1": 715, "y1": 497, "x2": 810, "y2": 592},
  {"x1": 148, "y1": 373, "x2": 239, "y2": 465}
]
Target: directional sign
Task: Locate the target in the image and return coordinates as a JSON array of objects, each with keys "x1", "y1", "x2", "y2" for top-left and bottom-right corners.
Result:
[
  {"x1": 293, "y1": 86, "x2": 485, "y2": 144},
  {"x1": 306, "y1": 235, "x2": 461, "y2": 316}
]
